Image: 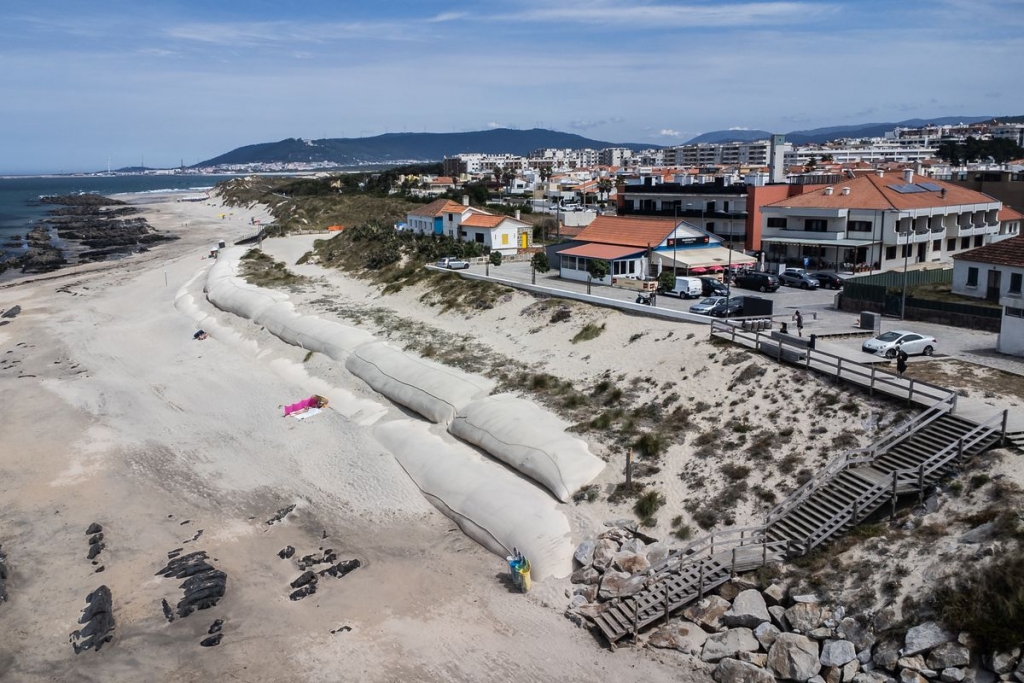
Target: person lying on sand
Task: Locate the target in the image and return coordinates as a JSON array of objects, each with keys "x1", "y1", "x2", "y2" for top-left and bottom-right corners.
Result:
[{"x1": 193, "y1": 330, "x2": 209, "y2": 340}]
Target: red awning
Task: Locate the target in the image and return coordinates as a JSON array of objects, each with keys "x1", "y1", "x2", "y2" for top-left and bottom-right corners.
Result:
[
  {"x1": 706, "y1": 265, "x2": 724, "y2": 272},
  {"x1": 559, "y1": 243, "x2": 646, "y2": 260},
  {"x1": 689, "y1": 266, "x2": 708, "y2": 273}
]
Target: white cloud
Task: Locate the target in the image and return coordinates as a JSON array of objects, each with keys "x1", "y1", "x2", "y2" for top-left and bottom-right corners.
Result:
[
  {"x1": 486, "y1": 122, "x2": 503, "y2": 129},
  {"x1": 427, "y1": 11, "x2": 467, "y2": 23},
  {"x1": 494, "y1": 1, "x2": 836, "y2": 28},
  {"x1": 728, "y1": 126, "x2": 751, "y2": 130},
  {"x1": 659, "y1": 129, "x2": 682, "y2": 137}
]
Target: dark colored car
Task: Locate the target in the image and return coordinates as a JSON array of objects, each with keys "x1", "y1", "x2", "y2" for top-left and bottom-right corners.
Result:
[
  {"x1": 807, "y1": 272, "x2": 844, "y2": 290},
  {"x1": 699, "y1": 276, "x2": 729, "y2": 296},
  {"x1": 735, "y1": 271, "x2": 780, "y2": 293},
  {"x1": 779, "y1": 269, "x2": 820, "y2": 289},
  {"x1": 711, "y1": 297, "x2": 744, "y2": 318}
]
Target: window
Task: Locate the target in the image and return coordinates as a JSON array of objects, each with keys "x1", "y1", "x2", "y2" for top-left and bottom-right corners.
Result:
[
  {"x1": 1010, "y1": 272, "x2": 1023, "y2": 294},
  {"x1": 933, "y1": 240, "x2": 942, "y2": 252},
  {"x1": 501, "y1": 233, "x2": 509, "y2": 245},
  {"x1": 706, "y1": 222, "x2": 715, "y2": 233},
  {"x1": 1007, "y1": 307, "x2": 1023, "y2": 318},
  {"x1": 766, "y1": 217, "x2": 787, "y2": 228},
  {"x1": 961, "y1": 237, "x2": 970, "y2": 249},
  {"x1": 804, "y1": 219, "x2": 828, "y2": 232},
  {"x1": 947, "y1": 238, "x2": 956, "y2": 251},
  {"x1": 975, "y1": 235, "x2": 984, "y2": 247},
  {"x1": 886, "y1": 246, "x2": 897, "y2": 260},
  {"x1": 902, "y1": 245, "x2": 912, "y2": 258},
  {"x1": 666, "y1": 238, "x2": 676, "y2": 247},
  {"x1": 966, "y1": 267, "x2": 979, "y2": 287},
  {"x1": 475, "y1": 233, "x2": 484, "y2": 243},
  {"x1": 848, "y1": 220, "x2": 872, "y2": 232}
]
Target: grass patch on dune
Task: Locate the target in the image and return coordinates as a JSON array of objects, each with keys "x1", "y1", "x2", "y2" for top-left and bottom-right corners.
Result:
[
  {"x1": 572, "y1": 323, "x2": 606, "y2": 344},
  {"x1": 239, "y1": 249, "x2": 311, "y2": 289}
]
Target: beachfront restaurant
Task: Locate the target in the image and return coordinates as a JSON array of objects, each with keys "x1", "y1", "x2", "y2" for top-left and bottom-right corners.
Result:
[{"x1": 557, "y1": 243, "x2": 647, "y2": 284}]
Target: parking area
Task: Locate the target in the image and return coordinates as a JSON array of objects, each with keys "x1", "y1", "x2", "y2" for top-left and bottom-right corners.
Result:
[{"x1": 464, "y1": 260, "x2": 1020, "y2": 375}]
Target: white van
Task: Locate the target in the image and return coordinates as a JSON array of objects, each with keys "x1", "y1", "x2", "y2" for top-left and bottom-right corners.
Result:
[{"x1": 668, "y1": 276, "x2": 703, "y2": 299}]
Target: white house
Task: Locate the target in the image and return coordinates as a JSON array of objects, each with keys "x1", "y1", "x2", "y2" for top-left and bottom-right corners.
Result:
[
  {"x1": 951, "y1": 234, "x2": 1024, "y2": 356},
  {"x1": 458, "y1": 213, "x2": 531, "y2": 256}
]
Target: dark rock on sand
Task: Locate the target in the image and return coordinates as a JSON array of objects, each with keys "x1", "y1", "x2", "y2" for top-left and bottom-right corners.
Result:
[
  {"x1": 208, "y1": 619, "x2": 224, "y2": 635},
  {"x1": 157, "y1": 551, "x2": 227, "y2": 618},
  {"x1": 86, "y1": 523, "x2": 103, "y2": 535},
  {"x1": 319, "y1": 559, "x2": 361, "y2": 579},
  {"x1": 278, "y1": 545, "x2": 296, "y2": 560},
  {"x1": 290, "y1": 571, "x2": 318, "y2": 590},
  {"x1": 266, "y1": 505, "x2": 296, "y2": 526},
  {"x1": 70, "y1": 585, "x2": 115, "y2": 654},
  {"x1": 0, "y1": 306, "x2": 21, "y2": 319},
  {"x1": 200, "y1": 633, "x2": 223, "y2": 647}
]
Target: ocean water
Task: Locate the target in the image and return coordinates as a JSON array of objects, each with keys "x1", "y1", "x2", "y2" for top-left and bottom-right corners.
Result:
[{"x1": 0, "y1": 175, "x2": 243, "y2": 254}]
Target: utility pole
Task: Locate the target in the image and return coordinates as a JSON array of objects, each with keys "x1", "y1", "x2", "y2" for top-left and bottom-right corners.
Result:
[
  {"x1": 625, "y1": 448, "x2": 633, "y2": 488},
  {"x1": 900, "y1": 214, "x2": 910, "y2": 320}
]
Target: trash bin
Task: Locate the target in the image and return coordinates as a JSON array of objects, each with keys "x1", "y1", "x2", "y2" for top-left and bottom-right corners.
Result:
[
  {"x1": 507, "y1": 555, "x2": 522, "y2": 589},
  {"x1": 218, "y1": 240, "x2": 226, "y2": 249},
  {"x1": 517, "y1": 559, "x2": 532, "y2": 592}
]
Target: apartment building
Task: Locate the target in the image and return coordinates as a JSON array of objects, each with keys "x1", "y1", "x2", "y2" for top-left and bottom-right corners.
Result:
[
  {"x1": 616, "y1": 178, "x2": 750, "y2": 247},
  {"x1": 759, "y1": 169, "x2": 1007, "y2": 273}
]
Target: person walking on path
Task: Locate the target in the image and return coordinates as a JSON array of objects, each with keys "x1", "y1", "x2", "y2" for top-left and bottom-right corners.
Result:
[
  {"x1": 793, "y1": 310, "x2": 804, "y2": 337},
  {"x1": 896, "y1": 344, "x2": 909, "y2": 378}
]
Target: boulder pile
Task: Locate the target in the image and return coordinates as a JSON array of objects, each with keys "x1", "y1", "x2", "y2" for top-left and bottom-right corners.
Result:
[
  {"x1": 566, "y1": 527, "x2": 1024, "y2": 683},
  {"x1": 156, "y1": 550, "x2": 227, "y2": 619}
]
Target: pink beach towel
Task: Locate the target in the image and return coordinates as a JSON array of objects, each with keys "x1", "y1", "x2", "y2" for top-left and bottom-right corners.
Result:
[{"x1": 283, "y1": 396, "x2": 319, "y2": 417}]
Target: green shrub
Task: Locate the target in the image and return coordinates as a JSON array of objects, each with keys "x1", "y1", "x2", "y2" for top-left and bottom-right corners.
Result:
[
  {"x1": 634, "y1": 490, "x2": 666, "y2": 522},
  {"x1": 489, "y1": 251, "x2": 502, "y2": 266},
  {"x1": 721, "y1": 463, "x2": 751, "y2": 481},
  {"x1": 571, "y1": 323, "x2": 606, "y2": 344},
  {"x1": 936, "y1": 547, "x2": 1024, "y2": 651},
  {"x1": 657, "y1": 270, "x2": 676, "y2": 293},
  {"x1": 550, "y1": 308, "x2": 571, "y2": 323},
  {"x1": 633, "y1": 432, "x2": 664, "y2": 458},
  {"x1": 531, "y1": 252, "x2": 550, "y2": 273}
]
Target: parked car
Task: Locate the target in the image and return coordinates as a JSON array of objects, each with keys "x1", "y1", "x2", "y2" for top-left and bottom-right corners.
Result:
[
  {"x1": 711, "y1": 297, "x2": 744, "y2": 318},
  {"x1": 779, "y1": 269, "x2": 820, "y2": 289},
  {"x1": 735, "y1": 271, "x2": 780, "y2": 293},
  {"x1": 436, "y1": 256, "x2": 470, "y2": 269},
  {"x1": 667, "y1": 276, "x2": 703, "y2": 299},
  {"x1": 699, "y1": 276, "x2": 729, "y2": 296},
  {"x1": 807, "y1": 272, "x2": 844, "y2": 290},
  {"x1": 861, "y1": 330, "x2": 938, "y2": 358},
  {"x1": 689, "y1": 296, "x2": 727, "y2": 315}
]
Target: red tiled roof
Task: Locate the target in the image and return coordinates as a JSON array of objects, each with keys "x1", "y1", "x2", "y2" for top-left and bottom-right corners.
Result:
[
  {"x1": 559, "y1": 243, "x2": 646, "y2": 260},
  {"x1": 407, "y1": 198, "x2": 465, "y2": 217},
  {"x1": 460, "y1": 214, "x2": 505, "y2": 228},
  {"x1": 999, "y1": 206, "x2": 1024, "y2": 222},
  {"x1": 952, "y1": 234, "x2": 1024, "y2": 267},
  {"x1": 574, "y1": 215, "x2": 680, "y2": 248},
  {"x1": 763, "y1": 172, "x2": 999, "y2": 211}
]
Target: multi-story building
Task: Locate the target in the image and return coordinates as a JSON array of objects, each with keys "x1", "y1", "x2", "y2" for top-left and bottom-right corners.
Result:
[
  {"x1": 442, "y1": 153, "x2": 529, "y2": 176},
  {"x1": 616, "y1": 178, "x2": 751, "y2": 248},
  {"x1": 951, "y1": 234, "x2": 1024, "y2": 356},
  {"x1": 759, "y1": 169, "x2": 1008, "y2": 273},
  {"x1": 990, "y1": 123, "x2": 1024, "y2": 147},
  {"x1": 597, "y1": 147, "x2": 633, "y2": 167}
]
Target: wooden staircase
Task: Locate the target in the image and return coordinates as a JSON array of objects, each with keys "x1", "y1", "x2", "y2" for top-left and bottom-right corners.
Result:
[{"x1": 592, "y1": 404, "x2": 1006, "y2": 646}]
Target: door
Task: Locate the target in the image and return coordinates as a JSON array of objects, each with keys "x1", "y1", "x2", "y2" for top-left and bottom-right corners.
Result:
[
  {"x1": 521, "y1": 232, "x2": 528, "y2": 249},
  {"x1": 987, "y1": 270, "x2": 1002, "y2": 302},
  {"x1": 900, "y1": 334, "x2": 924, "y2": 354},
  {"x1": 917, "y1": 242, "x2": 926, "y2": 262}
]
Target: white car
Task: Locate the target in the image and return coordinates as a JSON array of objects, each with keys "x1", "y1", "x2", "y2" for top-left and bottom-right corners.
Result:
[
  {"x1": 436, "y1": 256, "x2": 470, "y2": 270},
  {"x1": 861, "y1": 330, "x2": 938, "y2": 358},
  {"x1": 689, "y1": 296, "x2": 728, "y2": 315}
]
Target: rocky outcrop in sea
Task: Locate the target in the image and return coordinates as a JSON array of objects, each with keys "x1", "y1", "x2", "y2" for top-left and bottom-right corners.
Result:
[{"x1": 0, "y1": 193, "x2": 178, "y2": 275}]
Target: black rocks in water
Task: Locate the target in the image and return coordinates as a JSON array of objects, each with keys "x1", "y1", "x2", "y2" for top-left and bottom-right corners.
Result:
[
  {"x1": 278, "y1": 545, "x2": 295, "y2": 560},
  {"x1": 156, "y1": 550, "x2": 227, "y2": 619},
  {"x1": 70, "y1": 585, "x2": 115, "y2": 654},
  {"x1": 200, "y1": 633, "x2": 223, "y2": 647},
  {"x1": 266, "y1": 504, "x2": 296, "y2": 526},
  {"x1": 40, "y1": 193, "x2": 127, "y2": 207},
  {"x1": 86, "y1": 522, "x2": 103, "y2": 535}
]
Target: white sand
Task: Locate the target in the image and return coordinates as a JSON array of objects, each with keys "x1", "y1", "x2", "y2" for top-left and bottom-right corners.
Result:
[{"x1": 0, "y1": 191, "x2": 715, "y2": 682}]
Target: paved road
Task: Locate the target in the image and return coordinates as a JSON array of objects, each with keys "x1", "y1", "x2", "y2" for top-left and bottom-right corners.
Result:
[{"x1": 475, "y1": 260, "x2": 1023, "y2": 376}]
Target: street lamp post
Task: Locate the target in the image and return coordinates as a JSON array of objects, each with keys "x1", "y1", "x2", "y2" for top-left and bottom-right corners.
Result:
[{"x1": 900, "y1": 214, "x2": 910, "y2": 320}]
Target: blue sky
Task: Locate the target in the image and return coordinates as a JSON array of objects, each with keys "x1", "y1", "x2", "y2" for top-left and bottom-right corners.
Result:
[{"x1": 2, "y1": 0, "x2": 1021, "y2": 173}]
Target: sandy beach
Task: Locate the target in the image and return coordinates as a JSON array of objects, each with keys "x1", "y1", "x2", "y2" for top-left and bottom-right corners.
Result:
[{"x1": 0, "y1": 192, "x2": 719, "y2": 682}]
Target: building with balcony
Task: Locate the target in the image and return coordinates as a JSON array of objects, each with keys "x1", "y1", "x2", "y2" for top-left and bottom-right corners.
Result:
[
  {"x1": 759, "y1": 169, "x2": 1005, "y2": 273},
  {"x1": 616, "y1": 178, "x2": 751, "y2": 248}
]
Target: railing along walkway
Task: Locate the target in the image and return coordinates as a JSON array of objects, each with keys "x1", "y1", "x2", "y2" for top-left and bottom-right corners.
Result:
[{"x1": 710, "y1": 319, "x2": 959, "y2": 411}]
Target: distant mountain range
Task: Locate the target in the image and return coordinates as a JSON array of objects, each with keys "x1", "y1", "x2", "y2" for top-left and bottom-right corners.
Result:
[
  {"x1": 195, "y1": 129, "x2": 649, "y2": 168},
  {"x1": 685, "y1": 116, "x2": 999, "y2": 145},
  {"x1": 195, "y1": 116, "x2": 1018, "y2": 168}
]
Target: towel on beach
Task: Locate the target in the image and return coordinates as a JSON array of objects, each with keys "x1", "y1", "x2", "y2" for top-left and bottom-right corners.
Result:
[{"x1": 290, "y1": 408, "x2": 321, "y2": 421}]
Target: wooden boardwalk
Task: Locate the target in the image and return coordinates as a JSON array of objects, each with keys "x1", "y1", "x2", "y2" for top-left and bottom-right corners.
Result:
[{"x1": 592, "y1": 324, "x2": 1008, "y2": 646}]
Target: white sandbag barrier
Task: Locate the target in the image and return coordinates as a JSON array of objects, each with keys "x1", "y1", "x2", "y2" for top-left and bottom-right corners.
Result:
[
  {"x1": 375, "y1": 420, "x2": 574, "y2": 580},
  {"x1": 345, "y1": 341, "x2": 493, "y2": 425},
  {"x1": 451, "y1": 395, "x2": 605, "y2": 503},
  {"x1": 206, "y1": 249, "x2": 373, "y2": 361}
]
